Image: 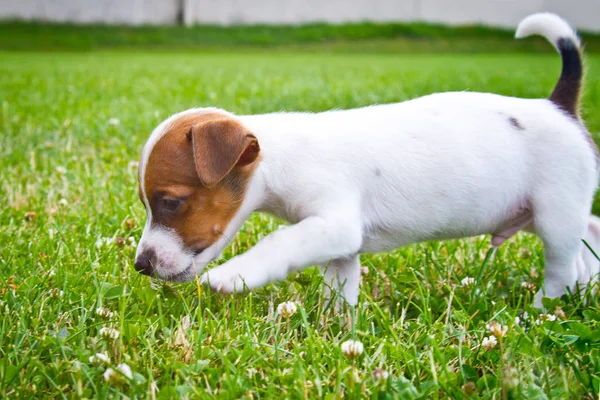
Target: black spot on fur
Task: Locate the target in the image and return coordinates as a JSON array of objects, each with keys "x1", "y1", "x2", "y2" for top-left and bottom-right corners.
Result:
[{"x1": 508, "y1": 117, "x2": 524, "y2": 131}]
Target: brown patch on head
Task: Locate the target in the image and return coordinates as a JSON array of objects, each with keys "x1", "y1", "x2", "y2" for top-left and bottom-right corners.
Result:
[
  {"x1": 141, "y1": 111, "x2": 260, "y2": 252},
  {"x1": 508, "y1": 117, "x2": 525, "y2": 131},
  {"x1": 190, "y1": 119, "x2": 260, "y2": 188}
]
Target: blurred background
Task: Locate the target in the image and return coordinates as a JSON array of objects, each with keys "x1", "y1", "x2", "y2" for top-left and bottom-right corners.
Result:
[{"x1": 1, "y1": 0, "x2": 599, "y2": 30}]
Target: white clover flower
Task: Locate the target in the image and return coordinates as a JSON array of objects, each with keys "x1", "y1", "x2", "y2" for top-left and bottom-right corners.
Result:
[
  {"x1": 514, "y1": 316, "x2": 521, "y2": 325},
  {"x1": 461, "y1": 277, "x2": 475, "y2": 287},
  {"x1": 481, "y1": 335, "x2": 498, "y2": 351},
  {"x1": 521, "y1": 281, "x2": 536, "y2": 291},
  {"x1": 96, "y1": 307, "x2": 114, "y2": 319},
  {"x1": 360, "y1": 266, "x2": 369, "y2": 276},
  {"x1": 103, "y1": 363, "x2": 132, "y2": 384},
  {"x1": 89, "y1": 352, "x2": 110, "y2": 364},
  {"x1": 103, "y1": 368, "x2": 118, "y2": 383},
  {"x1": 116, "y1": 363, "x2": 132, "y2": 379},
  {"x1": 99, "y1": 327, "x2": 120, "y2": 341},
  {"x1": 277, "y1": 301, "x2": 298, "y2": 318},
  {"x1": 341, "y1": 339, "x2": 364, "y2": 358},
  {"x1": 127, "y1": 236, "x2": 137, "y2": 247},
  {"x1": 554, "y1": 307, "x2": 566, "y2": 320},
  {"x1": 95, "y1": 237, "x2": 111, "y2": 248},
  {"x1": 502, "y1": 366, "x2": 519, "y2": 389},
  {"x1": 108, "y1": 118, "x2": 120, "y2": 126},
  {"x1": 373, "y1": 368, "x2": 389, "y2": 381},
  {"x1": 55, "y1": 166, "x2": 67, "y2": 175},
  {"x1": 58, "y1": 198, "x2": 68, "y2": 206},
  {"x1": 535, "y1": 313, "x2": 557, "y2": 325},
  {"x1": 486, "y1": 321, "x2": 508, "y2": 338}
]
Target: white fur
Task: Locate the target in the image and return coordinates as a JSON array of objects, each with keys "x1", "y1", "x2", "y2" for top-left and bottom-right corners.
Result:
[
  {"x1": 579, "y1": 216, "x2": 600, "y2": 293},
  {"x1": 198, "y1": 92, "x2": 597, "y2": 306},
  {"x1": 139, "y1": 13, "x2": 599, "y2": 307},
  {"x1": 515, "y1": 12, "x2": 580, "y2": 48}
]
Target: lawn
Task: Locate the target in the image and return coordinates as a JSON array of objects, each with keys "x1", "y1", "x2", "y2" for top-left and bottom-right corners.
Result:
[{"x1": 1, "y1": 48, "x2": 600, "y2": 399}]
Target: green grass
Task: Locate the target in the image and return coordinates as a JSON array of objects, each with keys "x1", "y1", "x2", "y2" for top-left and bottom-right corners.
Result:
[
  {"x1": 2, "y1": 48, "x2": 600, "y2": 399},
  {"x1": 3, "y1": 21, "x2": 600, "y2": 53}
]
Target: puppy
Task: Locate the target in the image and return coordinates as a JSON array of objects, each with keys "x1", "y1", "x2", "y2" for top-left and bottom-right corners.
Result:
[{"x1": 135, "y1": 13, "x2": 598, "y2": 307}]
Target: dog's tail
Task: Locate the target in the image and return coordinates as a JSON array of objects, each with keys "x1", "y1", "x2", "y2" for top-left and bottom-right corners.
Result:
[{"x1": 516, "y1": 13, "x2": 583, "y2": 118}]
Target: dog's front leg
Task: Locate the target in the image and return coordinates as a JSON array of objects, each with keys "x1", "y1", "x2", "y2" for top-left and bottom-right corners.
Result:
[
  {"x1": 320, "y1": 256, "x2": 361, "y2": 306},
  {"x1": 200, "y1": 214, "x2": 363, "y2": 295}
]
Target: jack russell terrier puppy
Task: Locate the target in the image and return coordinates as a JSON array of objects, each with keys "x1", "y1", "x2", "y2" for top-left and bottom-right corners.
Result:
[{"x1": 135, "y1": 13, "x2": 599, "y2": 307}]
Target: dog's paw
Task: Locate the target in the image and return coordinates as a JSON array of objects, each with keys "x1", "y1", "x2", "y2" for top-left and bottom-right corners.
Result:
[
  {"x1": 200, "y1": 267, "x2": 245, "y2": 294},
  {"x1": 200, "y1": 258, "x2": 262, "y2": 293}
]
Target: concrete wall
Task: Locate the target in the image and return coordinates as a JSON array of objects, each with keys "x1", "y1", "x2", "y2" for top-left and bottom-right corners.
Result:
[
  {"x1": 1, "y1": 0, "x2": 599, "y2": 32},
  {"x1": 0, "y1": 0, "x2": 180, "y2": 25},
  {"x1": 186, "y1": 0, "x2": 600, "y2": 31}
]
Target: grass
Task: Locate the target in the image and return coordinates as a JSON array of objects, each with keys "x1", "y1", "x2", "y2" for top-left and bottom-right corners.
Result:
[
  {"x1": 1, "y1": 45, "x2": 600, "y2": 398},
  {"x1": 3, "y1": 20, "x2": 600, "y2": 53}
]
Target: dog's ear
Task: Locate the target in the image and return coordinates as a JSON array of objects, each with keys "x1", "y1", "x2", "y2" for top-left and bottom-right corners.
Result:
[{"x1": 188, "y1": 119, "x2": 260, "y2": 188}]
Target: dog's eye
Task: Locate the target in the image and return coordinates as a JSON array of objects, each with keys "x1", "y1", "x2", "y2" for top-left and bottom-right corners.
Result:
[{"x1": 161, "y1": 198, "x2": 182, "y2": 213}]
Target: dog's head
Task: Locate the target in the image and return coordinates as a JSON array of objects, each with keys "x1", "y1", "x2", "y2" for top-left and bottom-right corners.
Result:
[{"x1": 134, "y1": 108, "x2": 261, "y2": 282}]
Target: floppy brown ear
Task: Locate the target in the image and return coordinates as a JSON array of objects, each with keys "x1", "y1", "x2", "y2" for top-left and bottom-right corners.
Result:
[{"x1": 190, "y1": 119, "x2": 260, "y2": 188}]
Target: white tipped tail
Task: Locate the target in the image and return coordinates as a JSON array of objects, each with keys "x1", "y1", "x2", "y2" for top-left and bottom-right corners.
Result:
[
  {"x1": 515, "y1": 13, "x2": 580, "y2": 50},
  {"x1": 516, "y1": 13, "x2": 583, "y2": 118}
]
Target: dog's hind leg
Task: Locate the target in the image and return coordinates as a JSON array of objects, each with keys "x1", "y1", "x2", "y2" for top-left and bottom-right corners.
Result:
[
  {"x1": 320, "y1": 255, "x2": 361, "y2": 306},
  {"x1": 531, "y1": 190, "x2": 591, "y2": 307},
  {"x1": 577, "y1": 216, "x2": 600, "y2": 297}
]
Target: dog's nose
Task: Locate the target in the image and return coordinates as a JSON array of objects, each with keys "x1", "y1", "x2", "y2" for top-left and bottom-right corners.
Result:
[{"x1": 134, "y1": 250, "x2": 156, "y2": 276}]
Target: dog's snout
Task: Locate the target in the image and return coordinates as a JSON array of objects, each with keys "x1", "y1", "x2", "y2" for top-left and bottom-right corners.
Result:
[{"x1": 134, "y1": 249, "x2": 156, "y2": 276}]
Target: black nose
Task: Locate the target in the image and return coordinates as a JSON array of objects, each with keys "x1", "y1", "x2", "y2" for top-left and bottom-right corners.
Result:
[{"x1": 134, "y1": 250, "x2": 156, "y2": 276}]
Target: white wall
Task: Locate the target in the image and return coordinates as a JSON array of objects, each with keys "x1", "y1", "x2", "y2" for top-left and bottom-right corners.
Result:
[
  {"x1": 186, "y1": 0, "x2": 600, "y2": 31},
  {"x1": 1, "y1": 0, "x2": 599, "y2": 32},
  {"x1": 0, "y1": 0, "x2": 179, "y2": 25}
]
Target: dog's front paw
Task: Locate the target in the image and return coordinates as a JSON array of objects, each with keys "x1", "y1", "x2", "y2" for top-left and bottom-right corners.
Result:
[
  {"x1": 200, "y1": 266, "x2": 245, "y2": 294},
  {"x1": 200, "y1": 258, "x2": 263, "y2": 294}
]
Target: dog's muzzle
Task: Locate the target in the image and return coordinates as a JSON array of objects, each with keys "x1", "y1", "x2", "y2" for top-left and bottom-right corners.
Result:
[{"x1": 134, "y1": 249, "x2": 157, "y2": 276}]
